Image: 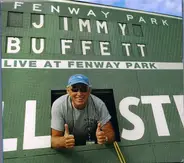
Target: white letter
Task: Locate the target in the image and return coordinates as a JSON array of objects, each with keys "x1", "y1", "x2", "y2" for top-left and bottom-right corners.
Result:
[
  {"x1": 51, "y1": 5, "x2": 60, "y2": 13},
  {"x1": 139, "y1": 17, "x2": 146, "y2": 23},
  {"x1": 3, "y1": 103, "x2": 18, "y2": 152},
  {"x1": 32, "y1": 38, "x2": 44, "y2": 54},
  {"x1": 162, "y1": 20, "x2": 169, "y2": 26},
  {"x1": 137, "y1": 44, "x2": 146, "y2": 57},
  {"x1": 127, "y1": 15, "x2": 133, "y2": 21},
  {"x1": 100, "y1": 42, "x2": 110, "y2": 55},
  {"x1": 151, "y1": 18, "x2": 158, "y2": 25},
  {"x1": 61, "y1": 40, "x2": 72, "y2": 55},
  {"x1": 79, "y1": 19, "x2": 91, "y2": 32},
  {"x1": 82, "y1": 41, "x2": 92, "y2": 55},
  {"x1": 14, "y1": 2, "x2": 24, "y2": 9},
  {"x1": 63, "y1": 17, "x2": 68, "y2": 31},
  {"x1": 141, "y1": 95, "x2": 170, "y2": 136},
  {"x1": 96, "y1": 21, "x2": 108, "y2": 34},
  {"x1": 3, "y1": 139, "x2": 18, "y2": 152},
  {"x1": 87, "y1": 10, "x2": 96, "y2": 17},
  {"x1": 68, "y1": 7, "x2": 80, "y2": 15},
  {"x1": 118, "y1": 23, "x2": 126, "y2": 36},
  {"x1": 101, "y1": 11, "x2": 109, "y2": 18},
  {"x1": 173, "y1": 95, "x2": 184, "y2": 127},
  {"x1": 23, "y1": 101, "x2": 51, "y2": 149},
  {"x1": 119, "y1": 97, "x2": 144, "y2": 140},
  {"x1": 7, "y1": 37, "x2": 21, "y2": 53},
  {"x1": 32, "y1": 15, "x2": 44, "y2": 28},
  {"x1": 122, "y1": 43, "x2": 131, "y2": 56},
  {"x1": 33, "y1": 4, "x2": 42, "y2": 12}
]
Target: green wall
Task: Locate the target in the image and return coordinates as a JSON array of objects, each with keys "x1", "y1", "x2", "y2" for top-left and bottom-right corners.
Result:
[{"x1": 2, "y1": 1, "x2": 183, "y2": 163}]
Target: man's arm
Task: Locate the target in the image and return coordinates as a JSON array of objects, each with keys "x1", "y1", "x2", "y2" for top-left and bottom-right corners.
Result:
[
  {"x1": 51, "y1": 129, "x2": 65, "y2": 148},
  {"x1": 102, "y1": 121, "x2": 115, "y2": 143},
  {"x1": 96, "y1": 121, "x2": 115, "y2": 144},
  {"x1": 51, "y1": 124, "x2": 75, "y2": 149}
]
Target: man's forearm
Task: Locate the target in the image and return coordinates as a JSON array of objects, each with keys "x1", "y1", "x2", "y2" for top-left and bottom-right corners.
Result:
[{"x1": 51, "y1": 136, "x2": 66, "y2": 149}]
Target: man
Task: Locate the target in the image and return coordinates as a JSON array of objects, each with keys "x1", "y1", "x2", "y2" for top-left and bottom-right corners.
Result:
[{"x1": 51, "y1": 74, "x2": 115, "y2": 149}]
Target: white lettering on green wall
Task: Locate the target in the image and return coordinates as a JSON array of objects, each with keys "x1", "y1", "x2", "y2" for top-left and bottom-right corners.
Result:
[
  {"x1": 2, "y1": 95, "x2": 183, "y2": 151},
  {"x1": 13, "y1": 2, "x2": 170, "y2": 26}
]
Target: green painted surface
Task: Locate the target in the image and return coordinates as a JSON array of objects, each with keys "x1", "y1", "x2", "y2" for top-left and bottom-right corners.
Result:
[{"x1": 2, "y1": 1, "x2": 183, "y2": 163}]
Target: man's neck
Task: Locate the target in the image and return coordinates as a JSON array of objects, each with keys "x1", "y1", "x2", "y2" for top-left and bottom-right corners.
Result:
[{"x1": 72, "y1": 101, "x2": 86, "y2": 110}]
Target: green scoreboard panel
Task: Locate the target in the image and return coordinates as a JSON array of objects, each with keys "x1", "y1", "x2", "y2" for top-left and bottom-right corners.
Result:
[{"x1": 2, "y1": 1, "x2": 183, "y2": 163}]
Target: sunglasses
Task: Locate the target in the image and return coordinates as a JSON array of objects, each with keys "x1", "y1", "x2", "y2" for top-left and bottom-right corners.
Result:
[{"x1": 71, "y1": 86, "x2": 89, "y2": 92}]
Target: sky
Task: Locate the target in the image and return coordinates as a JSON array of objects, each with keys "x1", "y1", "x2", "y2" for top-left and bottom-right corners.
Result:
[{"x1": 77, "y1": 0, "x2": 182, "y2": 17}]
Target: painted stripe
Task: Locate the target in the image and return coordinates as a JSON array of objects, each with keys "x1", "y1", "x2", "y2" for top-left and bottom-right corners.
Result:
[
  {"x1": 2, "y1": 59, "x2": 183, "y2": 70},
  {"x1": 45, "y1": 0, "x2": 182, "y2": 20}
]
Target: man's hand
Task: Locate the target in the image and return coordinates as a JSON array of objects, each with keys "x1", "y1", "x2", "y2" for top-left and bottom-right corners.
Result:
[
  {"x1": 96, "y1": 123, "x2": 107, "y2": 144},
  {"x1": 64, "y1": 124, "x2": 75, "y2": 148}
]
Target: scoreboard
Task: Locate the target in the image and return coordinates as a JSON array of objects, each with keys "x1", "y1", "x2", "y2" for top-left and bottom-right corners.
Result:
[{"x1": 2, "y1": 1, "x2": 183, "y2": 163}]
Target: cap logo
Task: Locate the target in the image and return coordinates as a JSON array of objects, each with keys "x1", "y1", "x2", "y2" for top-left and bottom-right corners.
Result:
[{"x1": 77, "y1": 76, "x2": 83, "y2": 79}]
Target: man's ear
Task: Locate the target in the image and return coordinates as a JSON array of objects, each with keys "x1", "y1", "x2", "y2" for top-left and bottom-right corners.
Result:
[{"x1": 66, "y1": 87, "x2": 70, "y2": 94}]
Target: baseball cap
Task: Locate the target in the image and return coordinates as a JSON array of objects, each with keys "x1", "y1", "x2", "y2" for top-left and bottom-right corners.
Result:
[{"x1": 67, "y1": 74, "x2": 92, "y2": 87}]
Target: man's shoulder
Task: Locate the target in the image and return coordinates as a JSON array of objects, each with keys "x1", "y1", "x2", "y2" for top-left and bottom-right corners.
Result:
[{"x1": 52, "y1": 94, "x2": 69, "y2": 108}]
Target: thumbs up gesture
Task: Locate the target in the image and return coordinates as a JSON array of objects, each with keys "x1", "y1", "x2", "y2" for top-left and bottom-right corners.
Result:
[
  {"x1": 96, "y1": 123, "x2": 106, "y2": 144},
  {"x1": 64, "y1": 124, "x2": 75, "y2": 148}
]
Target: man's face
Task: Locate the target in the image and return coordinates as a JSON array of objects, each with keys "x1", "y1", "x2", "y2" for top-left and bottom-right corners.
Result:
[{"x1": 67, "y1": 83, "x2": 90, "y2": 109}]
